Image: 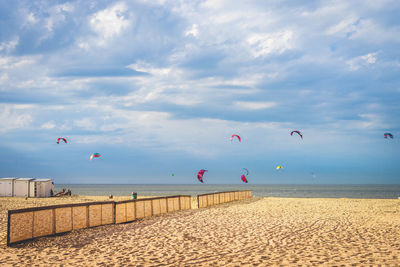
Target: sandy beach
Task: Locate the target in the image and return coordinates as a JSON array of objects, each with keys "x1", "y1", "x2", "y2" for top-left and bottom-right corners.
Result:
[
  {"x1": 1, "y1": 197, "x2": 400, "y2": 266},
  {"x1": 0, "y1": 195, "x2": 197, "y2": 247}
]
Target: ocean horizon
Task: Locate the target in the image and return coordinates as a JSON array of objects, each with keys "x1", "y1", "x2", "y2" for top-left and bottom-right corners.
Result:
[{"x1": 55, "y1": 184, "x2": 400, "y2": 199}]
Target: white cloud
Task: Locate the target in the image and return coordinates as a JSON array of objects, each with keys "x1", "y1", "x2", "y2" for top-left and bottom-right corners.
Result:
[
  {"x1": 135, "y1": 0, "x2": 168, "y2": 6},
  {"x1": 185, "y1": 24, "x2": 199, "y2": 38},
  {"x1": 352, "y1": 19, "x2": 400, "y2": 42},
  {"x1": 0, "y1": 105, "x2": 33, "y2": 133},
  {"x1": 34, "y1": 3, "x2": 75, "y2": 43},
  {"x1": 332, "y1": 113, "x2": 389, "y2": 131},
  {"x1": 7, "y1": 104, "x2": 37, "y2": 110},
  {"x1": 127, "y1": 61, "x2": 171, "y2": 76},
  {"x1": 74, "y1": 118, "x2": 97, "y2": 130},
  {"x1": 326, "y1": 16, "x2": 359, "y2": 36},
  {"x1": 201, "y1": 0, "x2": 228, "y2": 10},
  {"x1": 247, "y1": 30, "x2": 293, "y2": 57},
  {"x1": 77, "y1": 41, "x2": 90, "y2": 51},
  {"x1": 68, "y1": 106, "x2": 289, "y2": 155},
  {"x1": 0, "y1": 38, "x2": 19, "y2": 53},
  {"x1": 26, "y1": 12, "x2": 37, "y2": 24},
  {"x1": 40, "y1": 121, "x2": 56, "y2": 129},
  {"x1": 73, "y1": 134, "x2": 124, "y2": 145},
  {"x1": 233, "y1": 101, "x2": 277, "y2": 110},
  {"x1": 0, "y1": 56, "x2": 37, "y2": 70},
  {"x1": 329, "y1": 17, "x2": 400, "y2": 44},
  {"x1": 119, "y1": 61, "x2": 266, "y2": 110},
  {"x1": 55, "y1": 3, "x2": 74, "y2": 13},
  {"x1": 361, "y1": 53, "x2": 377, "y2": 64},
  {"x1": 346, "y1": 52, "x2": 378, "y2": 71},
  {"x1": 90, "y1": 2, "x2": 131, "y2": 45}
]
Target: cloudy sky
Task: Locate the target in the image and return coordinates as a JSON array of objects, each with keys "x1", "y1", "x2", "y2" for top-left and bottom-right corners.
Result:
[{"x1": 1, "y1": 0, "x2": 399, "y2": 184}]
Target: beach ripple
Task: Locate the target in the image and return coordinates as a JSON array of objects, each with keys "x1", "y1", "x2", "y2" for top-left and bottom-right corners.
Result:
[{"x1": 1, "y1": 197, "x2": 400, "y2": 265}]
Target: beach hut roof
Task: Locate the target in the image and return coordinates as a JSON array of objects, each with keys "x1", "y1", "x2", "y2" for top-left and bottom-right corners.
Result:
[
  {"x1": 33, "y1": 178, "x2": 52, "y2": 182},
  {"x1": 16, "y1": 178, "x2": 34, "y2": 181},
  {"x1": 0, "y1": 177, "x2": 16, "y2": 180}
]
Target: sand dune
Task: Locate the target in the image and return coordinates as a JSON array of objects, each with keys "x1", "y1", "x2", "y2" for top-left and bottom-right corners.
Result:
[{"x1": 1, "y1": 197, "x2": 400, "y2": 265}]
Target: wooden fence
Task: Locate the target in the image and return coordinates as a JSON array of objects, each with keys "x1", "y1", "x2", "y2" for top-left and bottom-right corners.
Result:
[
  {"x1": 7, "y1": 191, "x2": 253, "y2": 246},
  {"x1": 197, "y1": 190, "x2": 252, "y2": 208},
  {"x1": 7, "y1": 195, "x2": 191, "y2": 246}
]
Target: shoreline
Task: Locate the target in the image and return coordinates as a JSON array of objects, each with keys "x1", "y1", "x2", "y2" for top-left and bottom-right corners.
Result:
[{"x1": 53, "y1": 184, "x2": 400, "y2": 199}]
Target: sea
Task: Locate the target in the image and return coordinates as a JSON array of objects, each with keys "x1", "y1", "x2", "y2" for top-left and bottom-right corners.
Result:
[{"x1": 55, "y1": 184, "x2": 400, "y2": 199}]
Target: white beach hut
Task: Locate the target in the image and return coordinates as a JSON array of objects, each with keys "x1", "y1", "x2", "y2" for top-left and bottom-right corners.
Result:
[
  {"x1": 29, "y1": 178, "x2": 54, "y2": 197},
  {"x1": 13, "y1": 178, "x2": 34, "y2": 197},
  {"x1": 0, "y1": 178, "x2": 16, "y2": 197}
]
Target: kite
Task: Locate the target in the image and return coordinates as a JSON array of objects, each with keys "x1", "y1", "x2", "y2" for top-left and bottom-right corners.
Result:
[
  {"x1": 242, "y1": 168, "x2": 249, "y2": 176},
  {"x1": 276, "y1": 165, "x2": 283, "y2": 170},
  {"x1": 384, "y1": 133, "x2": 393, "y2": 139},
  {"x1": 57, "y1": 137, "x2": 67, "y2": 144},
  {"x1": 90, "y1": 153, "x2": 101, "y2": 160},
  {"x1": 197, "y1": 169, "x2": 207, "y2": 183},
  {"x1": 241, "y1": 174, "x2": 248, "y2": 183},
  {"x1": 290, "y1": 130, "x2": 303, "y2": 139},
  {"x1": 230, "y1": 134, "x2": 241, "y2": 142}
]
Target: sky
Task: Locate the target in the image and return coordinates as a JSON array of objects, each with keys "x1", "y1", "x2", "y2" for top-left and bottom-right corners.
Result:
[{"x1": 0, "y1": 0, "x2": 399, "y2": 184}]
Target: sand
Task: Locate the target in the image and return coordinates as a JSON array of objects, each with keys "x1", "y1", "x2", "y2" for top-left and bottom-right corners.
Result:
[
  {"x1": 1, "y1": 197, "x2": 400, "y2": 266},
  {"x1": 0, "y1": 195, "x2": 197, "y2": 247}
]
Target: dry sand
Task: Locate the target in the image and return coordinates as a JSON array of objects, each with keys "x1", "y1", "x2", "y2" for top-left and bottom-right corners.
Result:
[
  {"x1": 1, "y1": 197, "x2": 400, "y2": 266},
  {"x1": 0, "y1": 195, "x2": 197, "y2": 247}
]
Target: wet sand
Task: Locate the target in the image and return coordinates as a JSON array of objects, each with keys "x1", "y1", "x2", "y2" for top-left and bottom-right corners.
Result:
[{"x1": 1, "y1": 197, "x2": 400, "y2": 265}]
